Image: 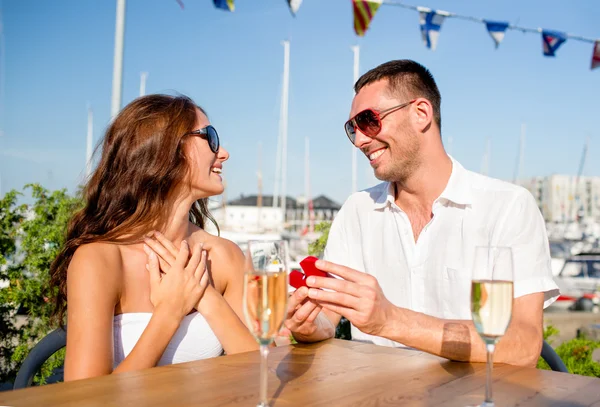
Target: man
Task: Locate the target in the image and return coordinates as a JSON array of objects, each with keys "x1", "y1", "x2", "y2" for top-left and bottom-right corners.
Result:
[{"x1": 284, "y1": 60, "x2": 558, "y2": 367}]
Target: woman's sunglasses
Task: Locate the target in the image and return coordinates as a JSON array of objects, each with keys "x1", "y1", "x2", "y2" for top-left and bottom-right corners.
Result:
[
  {"x1": 184, "y1": 125, "x2": 220, "y2": 154},
  {"x1": 344, "y1": 99, "x2": 415, "y2": 145}
]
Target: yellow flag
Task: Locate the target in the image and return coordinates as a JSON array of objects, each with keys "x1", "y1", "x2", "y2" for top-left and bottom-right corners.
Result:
[{"x1": 353, "y1": 0, "x2": 382, "y2": 37}]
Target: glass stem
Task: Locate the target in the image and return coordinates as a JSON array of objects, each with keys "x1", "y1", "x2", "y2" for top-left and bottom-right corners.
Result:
[
  {"x1": 259, "y1": 343, "x2": 269, "y2": 406},
  {"x1": 485, "y1": 343, "x2": 495, "y2": 406}
]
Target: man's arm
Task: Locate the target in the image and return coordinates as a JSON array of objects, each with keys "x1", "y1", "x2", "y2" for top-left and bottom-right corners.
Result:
[
  {"x1": 383, "y1": 293, "x2": 543, "y2": 366},
  {"x1": 306, "y1": 260, "x2": 544, "y2": 367}
]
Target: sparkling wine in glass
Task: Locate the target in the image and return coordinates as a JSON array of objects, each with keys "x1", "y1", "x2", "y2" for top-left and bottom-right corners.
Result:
[
  {"x1": 243, "y1": 240, "x2": 288, "y2": 407},
  {"x1": 471, "y1": 246, "x2": 514, "y2": 407}
]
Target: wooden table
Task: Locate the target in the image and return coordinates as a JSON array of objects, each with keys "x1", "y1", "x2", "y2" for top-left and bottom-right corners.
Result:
[{"x1": 1, "y1": 339, "x2": 599, "y2": 406}]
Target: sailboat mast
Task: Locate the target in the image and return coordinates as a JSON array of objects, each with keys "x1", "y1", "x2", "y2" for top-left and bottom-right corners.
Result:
[
  {"x1": 304, "y1": 137, "x2": 310, "y2": 230},
  {"x1": 0, "y1": 4, "x2": 5, "y2": 139},
  {"x1": 480, "y1": 137, "x2": 491, "y2": 176},
  {"x1": 280, "y1": 40, "x2": 290, "y2": 224},
  {"x1": 111, "y1": 0, "x2": 126, "y2": 120},
  {"x1": 273, "y1": 132, "x2": 281, "y2": 209},
  {"x1": 86, "y1": 104, "x2": 94, "y2": 179},
  {"x1": 351, "y1": 45, "x2": 359, "y2": 194},
  {"x1": 257, "y1": 142, "x2": 263, "y2": 231},
  {"x1": 139, "y1": 72, "x2": 148, "y2": 97},
  {"x1": 513, "y1": 124, "x2": 525, "y2": 183},
  {"x1": 573, "y1": 136, "x2": 590, "y2": 221}
]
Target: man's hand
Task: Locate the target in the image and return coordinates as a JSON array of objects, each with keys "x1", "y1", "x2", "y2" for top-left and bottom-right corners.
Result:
[
  {"x1": 306, "y1": 260, "x2": 395, "y2": 337},
  {"x1": 282, "y1": 286, "x2": 336, "y2": 342}
]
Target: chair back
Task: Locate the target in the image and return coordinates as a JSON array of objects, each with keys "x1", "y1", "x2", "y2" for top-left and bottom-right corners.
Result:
[
  {"x1": 541, "y1": 340, "x2": 568, "y2": 373},
  {"x1": 13, "y1": 327, "x2": 67, "y2": 389}
]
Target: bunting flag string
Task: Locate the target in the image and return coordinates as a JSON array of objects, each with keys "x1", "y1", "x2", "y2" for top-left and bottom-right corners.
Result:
[
  {"x1": 378, "y1": 0, "x2": 599, "y2": 70},
  {"x1": 177, "y1": 0, "x2": 598, "y2": 70}
]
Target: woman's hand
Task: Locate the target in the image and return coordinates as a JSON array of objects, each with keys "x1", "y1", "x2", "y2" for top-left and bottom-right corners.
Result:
[
  {"x1": 145, "y1": 239, "x2": 209, "y2": 320},
  {"x1": 144, "y1": 232, "x2": 213, "y2": 312},
  {"x1": 145, "y1": 231, "x2": 259, "y2": 354}
]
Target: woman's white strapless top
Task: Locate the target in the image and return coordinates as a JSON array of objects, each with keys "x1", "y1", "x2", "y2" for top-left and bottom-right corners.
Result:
[{"x1": 113, "y1": 312, "x2": 223, "y2": 368}]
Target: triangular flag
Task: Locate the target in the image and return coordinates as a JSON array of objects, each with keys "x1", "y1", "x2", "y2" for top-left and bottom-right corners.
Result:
[
  {"x1": 286, "y1": 0, "x2": 302, "y2": 16},
  {"x1": 541, "y1": 30, "x2": 567, "y2": 57},
  {"x1": 213, "y1": 0, "x2": 234, "y2": 12},
  {"x1": 353, "y1": 0, "x2": 382, "y2": 37},
  {"x1": 592, "y1": 41, "x2": 600, "y2": 70},
  {"x1": 484, "y1": 20, "x2": 509, "y2": 49},
  {"x1": 418, "y1": 7, "x2": 447, "y2": 51}
]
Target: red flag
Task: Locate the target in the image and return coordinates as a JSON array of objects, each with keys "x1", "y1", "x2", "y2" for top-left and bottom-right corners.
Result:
[{"x1": 592, "y1": 41, "x2": 600, "y2": 70}]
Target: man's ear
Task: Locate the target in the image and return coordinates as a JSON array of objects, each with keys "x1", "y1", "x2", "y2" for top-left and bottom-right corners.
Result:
[{"x1": 412, "y1": 98, "x2": 434, "y2": 133}]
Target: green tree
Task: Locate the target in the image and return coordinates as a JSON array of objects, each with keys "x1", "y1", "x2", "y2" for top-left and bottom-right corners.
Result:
[
  {"x1": 0, "y1": 190, "x2": 27, "y2": 384},
  {"x1": 0, "y1": 184, "x2": 82, "y2": 385}
]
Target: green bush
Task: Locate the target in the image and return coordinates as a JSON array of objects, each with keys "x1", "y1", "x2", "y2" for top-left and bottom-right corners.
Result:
[
  {"x1": 0, "y1": 185, "x2": 82, "y2": 386},
  {"x1": 307, "y1": 221, "x2": 331, "y2": 259},
  {"x1": 537, "y1": 325, "x2": 600, "y2": 377}
]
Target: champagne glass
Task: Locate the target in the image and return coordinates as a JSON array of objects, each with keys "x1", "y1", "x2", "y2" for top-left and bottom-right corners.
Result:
[
  {"x1": 471, "y1": 246, "x2": 514, "y2": 407},
  {"x1": 243, "y1": 240, "x2": 289, "y2": 407}
]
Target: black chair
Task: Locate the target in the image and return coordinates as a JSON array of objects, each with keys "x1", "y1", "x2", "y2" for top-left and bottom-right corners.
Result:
[
  {"x1": 541, "y1": 340, "x2": 568, "y2": 373},
  {"x1": 13, "y1": 327, "x2": 67, "y2": 389}
]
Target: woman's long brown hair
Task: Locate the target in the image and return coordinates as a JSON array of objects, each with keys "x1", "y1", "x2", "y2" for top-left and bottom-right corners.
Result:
[{"x1": 49, "y1": 94, "x2": 219, "y2": 325}]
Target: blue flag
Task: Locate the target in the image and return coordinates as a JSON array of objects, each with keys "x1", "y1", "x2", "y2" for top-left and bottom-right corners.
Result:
[
  {"x1": 484, "y1": 20, "x2": 509, "y2": 49},
  {"x1": 542, "y1": 30, "x2": 567, "y2": 57},
  {"x1": 418, "y1": 7, "x2": 447, "y2": 51},
  {"x1": 213, "y1": 0, "x2": 234, "y2": 12}
]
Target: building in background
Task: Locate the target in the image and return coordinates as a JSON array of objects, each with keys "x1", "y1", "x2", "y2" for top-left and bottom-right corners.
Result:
[
  {"x1": 209, "y1": 194, "x2": 340, "y2": 234},
  {"x1": 520, "y1": 175, "x2": 600, "y2": 223}
]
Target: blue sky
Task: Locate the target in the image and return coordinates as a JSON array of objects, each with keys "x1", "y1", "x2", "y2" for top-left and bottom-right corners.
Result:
[{"x1": 1, "y1": 0, "x2": 598, "y2": 205}]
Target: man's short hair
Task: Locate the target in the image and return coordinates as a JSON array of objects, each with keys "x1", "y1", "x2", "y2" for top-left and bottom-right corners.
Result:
[{"x1": 355, "y1": 60, "x2": 442, "y2": 130}]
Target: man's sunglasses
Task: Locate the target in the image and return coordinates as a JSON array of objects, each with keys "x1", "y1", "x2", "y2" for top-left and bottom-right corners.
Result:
[
  {"x1": 344, "y1": 100, "x2": 415, "y2": 145},
  {"x1": 184, "y1": 125, "x2": 220, "y2": 154}
]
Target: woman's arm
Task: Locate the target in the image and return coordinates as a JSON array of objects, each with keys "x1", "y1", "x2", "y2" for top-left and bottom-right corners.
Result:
[
  {"x1": 65, "y1": 242, "x2": 204, "y2": 380},
  {"x1": 199, "y1": 240, "x2": 258, "y2": 354},
  {"x1": 64, "y1": 243, "x2": 121, "y2": 380}
]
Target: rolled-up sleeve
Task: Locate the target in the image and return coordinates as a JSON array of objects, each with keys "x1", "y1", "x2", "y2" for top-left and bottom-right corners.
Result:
[{"x1": 499, "y1": 190, "x2": 559, "y2": 308}]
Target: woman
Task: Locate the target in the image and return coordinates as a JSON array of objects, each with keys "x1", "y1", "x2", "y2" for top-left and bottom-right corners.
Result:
[{"x1": 49, "y1": 94, "x2": 258, "y2": 381}]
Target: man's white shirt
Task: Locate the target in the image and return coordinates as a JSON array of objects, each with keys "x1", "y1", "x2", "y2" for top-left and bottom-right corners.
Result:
[{"x1": 323, "y1": 157, "x2": 559, "y2": 348}]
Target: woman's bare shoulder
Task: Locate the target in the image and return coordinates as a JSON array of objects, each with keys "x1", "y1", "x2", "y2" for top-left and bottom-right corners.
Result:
[
  {"x1": 69, "y1": 242, "x2": 124, "y2": 288},
  {"x1": 190, "y1": 229, "x2": 244, "y2": 271},
  {"x1": 191, "y1": 230, "x2": 242, "y2": 256}
]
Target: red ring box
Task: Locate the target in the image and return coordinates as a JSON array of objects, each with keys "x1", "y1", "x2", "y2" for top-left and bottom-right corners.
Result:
[{"x1": 289, "y1": 256, "x2": 332, "y2": 289}]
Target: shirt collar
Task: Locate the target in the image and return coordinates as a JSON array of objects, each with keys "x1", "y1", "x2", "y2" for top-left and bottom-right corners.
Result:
[
  {"x1": 373, "y1": 182, "x2": 395, "y2": 210},
  {"x1": 437, "y1": 156, "x2": 472, "y2": 206},
  {"x1": 372, "y1": 156, "x2": 472, "y2": 210}
]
